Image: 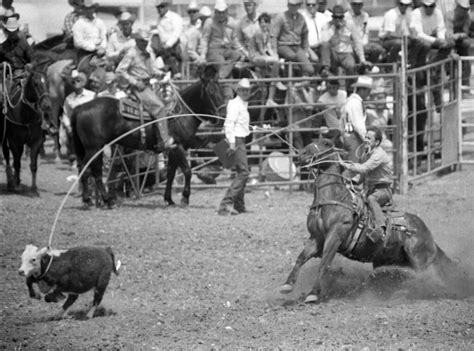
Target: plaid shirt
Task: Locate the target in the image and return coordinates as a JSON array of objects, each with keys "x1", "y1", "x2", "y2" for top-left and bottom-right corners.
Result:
[{"x1": 63, "y1": 11, "x2": 79, "y2": 39}]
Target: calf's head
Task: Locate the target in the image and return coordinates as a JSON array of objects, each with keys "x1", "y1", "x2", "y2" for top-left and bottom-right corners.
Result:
[{"x1": 18, "y1": 244, "x2": 48, "y2": 277}]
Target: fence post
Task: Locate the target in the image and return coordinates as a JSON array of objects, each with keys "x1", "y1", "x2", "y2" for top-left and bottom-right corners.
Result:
[{"x1": 399, "y1": 35, "x2": 409, "y2": 194}]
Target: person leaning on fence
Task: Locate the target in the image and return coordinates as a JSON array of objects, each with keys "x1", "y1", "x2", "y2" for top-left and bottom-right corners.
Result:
[
  {"x1": 341, "y1": 126, "x2": 393, "y2": 242},
  {"x1": 218, "y1": 78, "x2": 252, "y2": 216},
  {"x1": 379, "y1": 0, "x2": 413, "y2": 63},
  {"x1": 445, "y1": 0, "x2": 472, "y2": 95},
  {"x1": 316, "y1": 78, "x2": 347, "y2": 130},
  {"x1": 184, "y1": 6, "x2": 212, "y2": 77},
  {"x1": 115, "y1": 28, "x2": 176, "y2": 150},
  {"x1": 273, "y1": 0, "x2": 315, "y2": 77}
]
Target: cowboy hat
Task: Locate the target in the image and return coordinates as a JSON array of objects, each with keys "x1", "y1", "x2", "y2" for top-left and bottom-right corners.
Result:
[
  {"x1": 235, "y1": 78, "x2": 251, "y2": 90},
  {"x1": 400, "y1": 0, "x2": 412, "y2": 5},
  {"x1": 133, "y1": 28, "x2": 151, "y2": 41},
  {"x1": 155, "y1": 0, "x2": 171, "y2": 6},
  {"x1": 199, "y1": 6, "x2": 212, "y2": 17},
  {"x1": 4, "y1": 15, "x2": 19, "y2": 31},
  {"x1": 83, "y1": 0, "x2": 99, "y2": 8},
  {"x1": 118, "y1": 11, "x2": 135, "y2": 22},
  {"x1": 288, "y1": 0, "x2": 303, "y2": 4},
  {"x1": 456, "y1": 0, "x2": 469, "y2": 8},
  {"x1": 187, "y1": 1, "x2": 199, "y2": 11},
  {"x1": 422, "y1": 0, "x2": 435, "y2": 6},
  {"x1": 215, "y1": 0, "x2": 228, "y2": 12},
  {"x1": 351, "y1": 76, "x2": 373, "y2": 89},
  {"x1": 71, "y1": 70, "x2": 87, "y2": 84}
]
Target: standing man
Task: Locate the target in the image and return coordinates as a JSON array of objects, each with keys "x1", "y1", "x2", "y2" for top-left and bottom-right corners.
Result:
[
  {"x1": 218, "y1": 78, "x2": 252, "y2": 216},
  {"x1": 341, "y1": 126, "x2": 393, "y2": 242},
  {"x1": 379, "y1": 0, "x2": 413, "y2": 63},
  {"x1": 273, "y1": 0, "x2": 314, "y2": 77},
  {"x1": 342, "y1": 75, "x2": 373, "y2": 148},
  {"x1": 116, "y1": 28, "x2": 175, "y2": 150},
  {"x1": 151, "y1": 0, "x2": 183, "y2": 78}
]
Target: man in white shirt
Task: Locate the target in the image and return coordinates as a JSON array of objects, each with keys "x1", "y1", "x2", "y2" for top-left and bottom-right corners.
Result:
[
  {"x1": 151, "y1": 0, "x2": 184, "y2": 77},
  {"x1": 408, "y1": 0, "x2": 452, "y2": 68},
  {"x1": 317, "y1": 79, "x2": 347, "y2": 130},
  {"x1": 379, "y1": 0, "x2": 413, "y2": 63},
  {"x1": 218, "y1": 78, "x2": 252, "y2": 216},
  {"x1": 106, "y1": 11, "x2": 135, "y2": 67},
  {"x1": 72, "y1": 1, "x2": 107, "y2": 61},
  {"x1": 301, "y1": 0, "x2": 331, "y2": 75}
]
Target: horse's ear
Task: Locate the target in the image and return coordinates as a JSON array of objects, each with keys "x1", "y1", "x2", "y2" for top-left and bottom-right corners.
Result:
[{"x1": 201, "y1": 64, "x2": 218, "y2": 82}]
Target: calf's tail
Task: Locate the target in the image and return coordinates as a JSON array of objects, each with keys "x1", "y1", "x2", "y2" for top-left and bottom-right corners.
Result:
[{"x1": 105, "y1": 247, "x2": 121, "y2": 275}]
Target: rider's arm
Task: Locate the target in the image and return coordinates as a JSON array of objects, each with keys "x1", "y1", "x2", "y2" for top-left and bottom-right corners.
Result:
[
  {"x1": 115, "y1": 51, "x2": 138, "y2": 86},
  {"x1": 348, "y1": 148, "x2": 385, "y2": 174}
]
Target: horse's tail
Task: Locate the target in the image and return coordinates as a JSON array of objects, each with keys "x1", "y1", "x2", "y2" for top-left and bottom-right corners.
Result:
[{"x1": 433, "y1": 244, "x2": 456, "y2": 282}]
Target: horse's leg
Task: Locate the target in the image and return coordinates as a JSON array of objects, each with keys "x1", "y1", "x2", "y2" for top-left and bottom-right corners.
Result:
[
  {"x1": 3, "y1": 142, "x2": 14, "y2": 190},
  {"x1": 89, "y1": 153, "x2": 114, "y2": 208},
  {"x1": 175, "y1": 146, "x2": 192, "y2": 207},
  {"x1": 28, "y1": 136, "x2": 44, "y2": 196},
  {"x1": 164, "y1": 150, "x2": 179, "y2": 206},
  {"x1": 281, "y1": 237, "x2": 320, "y2": 294},
  {"x1": 10, "y1": 143, "x2": 24, "y2": 191},
  {"x1": 305, "y1": 228, "x2": 343, "y2": 303}
]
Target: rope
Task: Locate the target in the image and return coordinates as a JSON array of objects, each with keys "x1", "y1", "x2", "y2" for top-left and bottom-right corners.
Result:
[{"x1": 2, "y1": 62, "x2": 25, "y2": 111}]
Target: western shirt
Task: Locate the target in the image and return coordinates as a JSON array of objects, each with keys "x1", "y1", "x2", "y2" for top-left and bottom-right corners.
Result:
[
  {"x1": 116, "y1": 46, "x2": 163, "y2": 87},
  {"x1": 300, "y1": 9, "x2": 331, "y2": 48},
  {"x1": 62, "y1": 89, "x2": 95, "y2": 129},
  {"x1": 409, "y1": 7, "x2": 446, "y2": 45},
  {"x1": 322, "y1": 19, "x2": 365, "y2": 61},
  {"x1": 155, "y1": 10, "x2": 183, "y2": 48},
  {"x1": 273, "y1": 10, "x2": 309, "y2": 49},
  {"x1": 317, "y1": 89, "x2": 348, "y2": 129},
  {"x1": 106, "y1": 31, "x2": 135, "y2": 62},
  {"x1": 379, "y1": 6, "x2": 412, "y2": 39},
  {"x1": 72, "y1": 16, "x2": 107, "y2": 52},
  {"x1": 224, "y1": 95, "x2": 250, "y2": 144},
  {"x1": 349, "y1": 146, "x2": 393, "y2": 186},
  {"x1": 345, "y1": 9, "x2": 370, "y2": 45},
  {"x1": 200, "y1": 17, "x2": 238, "y2": 59},
  {"x1": 343, "y1": 93, "x2": 366, "y2": 140},
  {"x1": 235, "y1": 14, "x2": 260, "y2": 57}
]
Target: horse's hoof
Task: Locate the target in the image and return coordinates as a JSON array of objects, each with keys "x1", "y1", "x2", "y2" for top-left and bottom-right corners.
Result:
[
  {"x1": 280, "y1": 284, "x2": 293, "y2": 294},
  {"x1": 180, "y1": 198, "x2": 189, "y2": 207},
  {"x1": 304, "y1": 294, "x2": 319, "y2": 304},
  {"x1": 165, "y1": 201, "x2": 176, "y2": 207}
]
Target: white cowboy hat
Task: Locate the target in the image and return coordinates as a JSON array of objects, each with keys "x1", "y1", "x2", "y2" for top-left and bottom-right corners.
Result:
[
  {"x1": 457, "y1": 0, "x2": 469, "y2": 9},
  {"x1": 422, "y1": 0, "x2": 435, "y2": 6},
  {"x1": 133, "y1": 28, "x2": 151, "y2": 41},
  {"x1": 199, "y1": 6, "x2": 212, "y2": 17},
  {"x1": 155, "y1": 0, "x2": 171, "y2": 6},
  {"x1": 187, "y1": 1, "x2": 199, "y2": 11},
  {"x1": 351, "y1": 76, "x2": 373, "y2": 89},
  {"x1": 400, "y1": 0, "x2": 412, "y2": 5},
  {"x1": 118, "y1": 11, "x2": 135, "y2": 22},
  {"x1": 288, "y1": 0, "x2": 303, "y2": 4},
  {"x1": 235, "y1": 78, "x2": 251, "y2": 90},
  {"x1": 350, "y1": 0, "x2": 363, "y2": 3},
  {"x1": 4, "y1": 15, "x2": 19, "y2": 32},
  {"x1": 215, "y1": 0, "x2": 228, "y2": 11}
]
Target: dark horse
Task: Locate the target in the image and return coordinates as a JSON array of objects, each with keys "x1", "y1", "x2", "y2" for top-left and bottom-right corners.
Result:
[
  {"x1": 280, "y1": 132, "x2": 454, "y2": 303},
  {"x1": 71, "y1": 65, "x2": 225, "y2": 208},
  {"x1": 1, "y1": 65, "x2": 51, "y2": 194}
]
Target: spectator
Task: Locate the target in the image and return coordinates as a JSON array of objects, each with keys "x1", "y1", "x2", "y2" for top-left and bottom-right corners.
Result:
[
  {"x1": 218, "y1": 78, "x2": 252, "y2": 216},
  {"x1": 249, "y1": 12, "x2": 280, "y2": 106},
  {"x1": 61, "y1": 70, "x2": 95, "y2": 164},
  {"x1": 185, "y1": 6, "x2": 212, "y2": 77},
  {"x1": 342, "y1": 75, "x2": 373, "y2": 147},
  {"x1": 151, "y1": 0, "x2": 183, "y2": 78},
  {"x1": 320, "y1": 5, "x2": 369, "y2": 87},
  {"x1": 235, "y1": 0, "x2": 260, "y2": 62},
  {"x1": 107, "y1": 6, "x2": 128, "y2": 38},
  {"x1": 97, "y1": 71, "x2": 127, "y2": 98},
  {"x1": 301, "y1": 0, "x2": 331, "y2": 75},
  {"x1": 273, "y1": 0, "x2": 315, "y2": 77},
  {"x1": 72, "y1": 1, "x2": 107, "y2": 60},
  {"x1": 345, "y1": 0, "x2": 385, "y2": 63},
  {"x1": 181, "y1": 1, "x2": 201, "y2": 69},
  {"x1": 408, "y1": 0, "x2": 452, "y2": 68},
  {"x1": 0, "y1": 13, "x2": 32, "y2": 75},
  {"x1": 317, "y1": 78, "x2": 347, "y2": 130},
  {"x1": 63, "y1": 0, "x2": 83, "y2": 45},
  {"x1": 445, "y1": 0, "x2": 472, "y2": 95},
  {"x1": 379, "y1": 0, "x2": 413, "y2": 63},
  {"x1": 316, "y1": 0, "x2": 332, "y2": 20},
  {"x1": 116, "y1": 28, "x2": 175, "y2": 150},
  {"x1": 106, "y1": 11, "x2": 135, "y2": 67},
  {"x1": 199, "y1": 0, "x2": 242, "y2": 101},
  {"x1": 366, "y1": 87, "x2": 393, "y2": 153}
]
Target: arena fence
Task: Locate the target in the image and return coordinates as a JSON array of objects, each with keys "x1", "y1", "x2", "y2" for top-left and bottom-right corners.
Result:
[{"x1": 106, "y1": 57, "x2": 464, "y2": 197}]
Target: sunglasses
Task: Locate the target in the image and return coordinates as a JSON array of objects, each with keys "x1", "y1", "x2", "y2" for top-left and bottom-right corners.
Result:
[
  {"x1": 424, "y1": 4, "x2": 435, "y2": 8},
  {"x1": 188, "y1": 10, "x2": 198, "y2": 14},
  {"x1": 156, "y1": 4, "x2": 167, "y2": 9},
  {"x1": 333, "y1": 15, "x2": 344, "y2": 19},
  {"x1": 307, "y1": 4, "x2": 316, "y2": 7}
]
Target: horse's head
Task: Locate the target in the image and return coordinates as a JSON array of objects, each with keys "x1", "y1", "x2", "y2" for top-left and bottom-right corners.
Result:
[
  {"x1": 299, "y1": 130, "x2": 347, "y2": 171},
  {"x1": 199, "y1": 64, "x2": 226, "y2": 121},
  {"x1": 25, "y1": 66, "x2": 52, "y2": 116}
]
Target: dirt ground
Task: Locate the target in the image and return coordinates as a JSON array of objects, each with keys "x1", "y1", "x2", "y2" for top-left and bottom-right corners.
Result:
[{"x1": 1, "y1": 147, "x2": 474, "y2": 350}]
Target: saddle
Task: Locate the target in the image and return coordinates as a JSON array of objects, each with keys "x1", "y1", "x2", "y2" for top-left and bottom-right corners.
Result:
[
  {"x1": 341, "y1": 187, "x2": 414, "y2": 260},
  {"x1": 119, "y1": 94, "x2": 153, "y2": 122}
]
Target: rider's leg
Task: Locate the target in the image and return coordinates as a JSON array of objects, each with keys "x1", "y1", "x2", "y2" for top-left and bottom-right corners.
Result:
[{"x1": 367, "y1": 187, "x2": 392, "y2": 237}]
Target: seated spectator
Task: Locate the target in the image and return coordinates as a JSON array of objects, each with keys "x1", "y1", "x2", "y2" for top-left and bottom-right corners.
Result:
[
  {"x1": 316, "y1": 78, "x2": 347, "y2": 130},
  {"x1": 445, "y1": 0, "x2": 472, "y2": 95},
  {"x1": 235, "y1": 0, "x2": 260, "y2": 63},
  {"x1": 316, "y1": 0, "x2": 332, "y2": 20},
  {"x1": 273, "y1": 0, "x2": 315, "y2": 77},
  {"x1": 106, "y1": 11, "x2": 135, "y2": 67},
  {"x1": 181, "y1": 1, "x2": 202, "y2": 74},
  {"x1": 408, "y1": 0, "x2": 452, "y2": 68},
  {"x1": 185, "y1": 6, "x2": 212, "y2": 77},
  {"x1": 320, "y1": 5, "x2": 369, "y2": 89},
  {"x1": 379, "y1": 0, "x2": 413, "y2": 63},
  {"x1": 249, "y1": 12, "x2": 280, "y2": 106},
  {"x1": 199, "y1": 0, "x2": 242, "y2": 101},
  {"x1": 107, "y1": 6, "x2": 128, "y2": 38},
  {"x1": 63, "y1": 0, "x2": 83, "y2": 46},
  {"x1": 72, "y1": 1, "x2": 107, "y2": 61},
  {"x1": 151, "y1": 0, "x2": 183, "y2": 78},
  {"x1": 366, "y1": 87, "x2": 393, "y2": 154},
  {"x1": 300, "y1": 0, "x2": 331, "y2": 75},
  {"x1": 345, "y1": 0, "x2": 385, "y2": 63}
]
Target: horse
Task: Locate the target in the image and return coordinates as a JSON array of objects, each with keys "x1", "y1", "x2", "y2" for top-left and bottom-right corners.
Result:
[
  {"x1": 71, "y1": 65, "x2": 225, "y2": 208},
  {"x1": 1, "y1": 64, "x2": 52, "y2": 194},
  {"x1": 280, "y1": 131, "x2": 455, "y2": 303}
]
